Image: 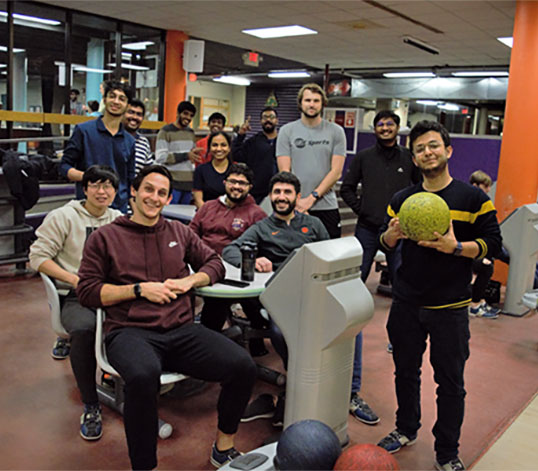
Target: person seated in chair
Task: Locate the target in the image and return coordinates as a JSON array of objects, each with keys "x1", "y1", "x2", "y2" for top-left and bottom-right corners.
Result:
[
  {"x1": 29, "y1": 165, "x2": 122, "y2": 441},
  {"x1": 222, "y1": 171, "x2": 329, "y2": 425},
  {"x1": 189, "y1": 162, "x2": 268, "y2": 355},
  {"x1": 76, "y1": 164, "x2": 257, "y2": 470}
]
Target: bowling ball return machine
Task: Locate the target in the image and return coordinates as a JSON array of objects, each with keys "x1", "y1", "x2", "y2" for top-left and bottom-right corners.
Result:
[{"x1": 222, "y1": 237, "x2": 374, "y2": 470}]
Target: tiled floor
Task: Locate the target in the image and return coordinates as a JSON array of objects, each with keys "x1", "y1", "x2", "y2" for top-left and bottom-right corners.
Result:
[{"x1": 0, "y1": 270, "x2": 536, "y2": 470}]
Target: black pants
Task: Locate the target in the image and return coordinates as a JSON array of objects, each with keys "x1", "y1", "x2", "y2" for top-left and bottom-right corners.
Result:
[
  {"x1": 471, "y1": 259, "x2": 494, "y2": 303},
  {"x1": 387, "y1": 300, "x2": 470, "y2": 464},
  {"x1": 106, "y1": 323, "x2": 257, "y2": 470},
  {"x1": 309, "y1": 208, "x2": 341, "y2": 239},
  {"x1": 200, "y1": 297, "x2": 268, "y2": 332}
]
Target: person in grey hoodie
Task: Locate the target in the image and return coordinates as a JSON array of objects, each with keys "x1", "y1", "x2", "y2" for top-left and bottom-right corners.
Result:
[{"x1": 29, "y1": 165, "x2": 122, "y2": 441}]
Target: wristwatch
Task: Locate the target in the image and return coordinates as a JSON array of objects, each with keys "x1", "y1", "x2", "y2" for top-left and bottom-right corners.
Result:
[
  {"x1": 453, "y1": 241, "x2": 463, "y2": 257},
  {"x1": 134, "y1": 282, "x2": 142, "y2": 299},
  {"x1": 311, "y1": 190, "x2": 321, "y2": 200}
]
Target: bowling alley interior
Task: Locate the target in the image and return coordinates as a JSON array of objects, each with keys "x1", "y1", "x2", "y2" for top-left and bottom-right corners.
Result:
[{"x1": 0, "y1": 1, "x2": 537, "y2": 470}]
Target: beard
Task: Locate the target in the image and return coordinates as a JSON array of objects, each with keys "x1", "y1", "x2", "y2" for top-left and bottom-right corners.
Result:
[
  {"x1": 419, "y1": 157, "x2": 448, "y2": 178},
  {"x1": 271, "y1": 198, "x2": 296, "y2": 216},
  {"x1": 262, "y1": 122, "x2": 276, "y2": 133},
  {"x1": 302, "y1": 108, "x2": 321, "y2": 119},
  {"x1": 226, "y1": 190, "x2": 248, "y2": 204}
]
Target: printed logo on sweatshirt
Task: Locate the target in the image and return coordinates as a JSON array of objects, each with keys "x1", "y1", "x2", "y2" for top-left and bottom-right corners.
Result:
[
  {"x1": 271, "y1": 231, "x2": 280, "y2": 236},
  {"x1": 293, "y1": 137, "x2": 330, "y2": 149},
  {"x1": 301, "y1": 227, "x2": 309, "y2": 233},
  {"x1": 397, "y1": 167, "x2": 404, "y2": 173},
  {"x1": 169, "y1": 241, "x2": 178, "y2": 248},
  {"x1": 231, "y1": 218, "x2": 245, "y2": 231}
]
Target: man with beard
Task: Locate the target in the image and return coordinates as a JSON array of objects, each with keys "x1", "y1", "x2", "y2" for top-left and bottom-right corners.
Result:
[
  {"x1": 189, "y1": 162, "x2": 268, "y2": 354},
  {"x1": 232, "y1": 107, "x2": 279, "y2": 204},
  {"x1": 377, "y1": 121, "x2": 502, "y2": 471},
  {"x1": 340, "y1": 111, "x2": 420, "y2": 426},
  {"x1": 276, "y1": 83, "x2": 346, "y2": 239},
  {"x1": 122, "y1": 98, "x2": 154, "y2": 175},
  {"x1": 61, "y1": 81, "x2": 135, "y2": 213},
  {"x1": 156, "y1": 100, "x2": 203, "y2": 204},
  {"x1": 223, "y1": 171, "x2": 329, "y2": 425},
  {"x1": 196, "y1": 111, "x2": 227, "y2": 166}
]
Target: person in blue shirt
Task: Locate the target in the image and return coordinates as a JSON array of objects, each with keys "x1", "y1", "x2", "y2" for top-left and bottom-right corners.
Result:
[{"x1": 60, "y1": 80, "x2": 136, "y2": 213}]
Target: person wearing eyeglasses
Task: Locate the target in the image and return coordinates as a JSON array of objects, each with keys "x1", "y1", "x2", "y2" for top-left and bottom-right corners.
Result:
[
  {"x1": 190, "y1": 162, "x2": 267, "y2": 355},
  {"x1": 339, "y1": 110, "x2": 420, "y2": 427},
  {"x1": 29, "y1": 165, "x2": 122, "y2": 442}
]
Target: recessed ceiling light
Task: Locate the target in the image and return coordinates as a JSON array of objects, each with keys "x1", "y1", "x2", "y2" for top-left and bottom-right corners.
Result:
[
  {"x1": 452, "y1": 71, "x2": 508, "y2": 77},
  {"x1": 0, "y1": 45, "x2": 25, "y2": 53},
  {"x1": 122, "y1": 41, "x2": 154, "y2": 51},
  {"x1": 107, "y1": 62, "x2": 150, "y2": 71},
  {"x1": 383, "y1": 72, "x2": 435, "y2": 78},
  {"x1": 213, "y1": 76, "x2": 251, "y2": 86},
  {"x1": 242, "y1": 25, "x2": 317, "y2": 39},
  {"x1": 0, "y1": 11, "x2": 61, "y2": 26},
  {"x1": 437, "y1": 103, "x2": 459, "y2": 111},
  {"x1": 497, "y1": 36, "x2": 513, "y2": 48},
  {"x1": 268, "y1": 71, "x2": 311, "y2": 78},
  {"x1": 416, "y1": 100, "x2": 439, "y2": 106},
  {"x1": 73, "y1": 65, "x2": 112, "y2": 74}
]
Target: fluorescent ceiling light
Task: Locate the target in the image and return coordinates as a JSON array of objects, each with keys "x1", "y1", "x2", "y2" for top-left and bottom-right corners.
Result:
[
  {"x1": 384, "y1": 72, "x2": 435, "y2": 78},
  {"x1": 437, "y1": 103, "x2": 459, "y2": 111},
  {"x1": 73, "y1": 65, "x2": 112, "y2": 74},
  {"x1": 108, "y1": 62, "x2": 150, "y2": 71},
  {"x1": 416, "y1": 100, "x2": 439, "y2": 106},
  {"x1": 213, "y1": 76, "x2": 251, "y2": 86},
  {"x1": 452, "y1": 71, "x2": 508, "y2": 77},
  {"x1": 122, "y1": 41, "x2": 154, "y2": 51},
  {"x1": 268, "y1": 71, "x2": 311, "y2": 78},
  {"x1": 0, "y1": 11, "x2": 61, "y2": 26},
  {"x1": 242, "y1": 25, "x2": 317, "y2": 39},
  {"x1": 0, "y1": 45, "x2": 25, "y2": 53},
  {"x1": 497, "y1": 36, "x2": 513, "y2": 48}
]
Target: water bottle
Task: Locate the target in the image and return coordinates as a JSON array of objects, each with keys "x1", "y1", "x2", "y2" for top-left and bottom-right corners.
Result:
[{"x1": 240, "y1": 242, "x2": 257, "y2": 282}]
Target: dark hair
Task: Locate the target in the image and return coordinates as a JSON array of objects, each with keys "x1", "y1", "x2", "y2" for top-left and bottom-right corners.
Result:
[
  {"x1": 82, "y1": 165, "x2": 119, "y2": 190},
  {"x1": 227, "y1": 162, "x2": 254, "y2": 185},
  {"x1": 132, "y1": 164, "x2": 173, "y2": 196},
  {"x1": 87, "y1": 100, "x2": 99, "y2": 112},
  {"x1": 409, "y1": 120, "x2": 451, "y2": 150},
  {"x1": 208, "y1": 112, "x2": 226, "y2": 126},
  {"x1": 373, "y1": 110, "x2": 400, "y2": 127},
  {"x1": 260, "y1": 107, "x2": 278, "y2": 118},
  {"x1": 208, "y1": 131, "x2": 232, "y2": 161},
  {"x1": 129, "y1": 98, "x2": 146, "y2": 115},
  {"x1": 469, "y1": 170, "x2": 492, "y2": 187},
  {"x1": 104, "y1": 80, "x2": 133, "y2": 102},
  {"x1": 269, "y1": 171, "x2": 301, "y2": 194},
  {"x1": 177, "y1": 100, "x2": 196, "y2": 115},
  {"x1": 297, "y1": 83, "x2": 328, "y2": 108},
  {"x1": 70, "y1": 88, "x2": 80, "y2": 95}
]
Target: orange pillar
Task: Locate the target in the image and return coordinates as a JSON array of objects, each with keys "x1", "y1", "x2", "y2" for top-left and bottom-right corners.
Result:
[
  {"x1": 163, "y1": 30, "x2": 188, "y2": 124},
  {"x1": 494, "y1": 0, "x2": 538, "y2": 282}
]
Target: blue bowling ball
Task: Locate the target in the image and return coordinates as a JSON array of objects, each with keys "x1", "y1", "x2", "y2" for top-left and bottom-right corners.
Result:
[{"x1": 275, "y1": 419, "x2": 342, "y2": 470}]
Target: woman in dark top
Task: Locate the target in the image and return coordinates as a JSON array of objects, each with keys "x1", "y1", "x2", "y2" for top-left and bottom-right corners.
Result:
[{"x1": 192, "y1": 131, "x2": 232, "y2": 209}]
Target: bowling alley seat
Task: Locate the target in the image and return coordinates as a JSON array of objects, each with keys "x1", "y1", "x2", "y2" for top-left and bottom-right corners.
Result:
[
  {"x1": 95, "y1": 308, "x2": 188, "y2": 439},
  {"x1": 39, "y1": 272, "x2": 186, "y2": 439}
]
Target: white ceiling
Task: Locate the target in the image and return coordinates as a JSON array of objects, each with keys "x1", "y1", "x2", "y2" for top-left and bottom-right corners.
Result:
[{"x1": 36, "y1": 0, "x2": 515, "y2": 72}]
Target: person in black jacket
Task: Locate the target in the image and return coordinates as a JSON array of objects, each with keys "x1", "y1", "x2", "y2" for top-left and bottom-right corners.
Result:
[
  {"x1": 377, "y1": 121, "x2": 502, "y2": 471},
  {"x1": 232, "y1": 107, "x2": 278, "y2": 204}
]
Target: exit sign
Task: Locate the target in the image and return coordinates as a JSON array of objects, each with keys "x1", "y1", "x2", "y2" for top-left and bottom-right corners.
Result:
[{"x1": 242, "y1": 51, "x2": 261, "y2": 67}]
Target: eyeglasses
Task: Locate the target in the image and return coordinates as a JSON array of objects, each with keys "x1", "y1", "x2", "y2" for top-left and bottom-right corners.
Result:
[
  {"x1": 413, "y1": 140, "x2": 443, "y2": 155},
  {"x1": 261, "y1": 114, "x2": 277, "y2": 120},
  {"x1": 87, "y1": 182, "x2": 115, "y2": 191},
  {"x1": 375, "y1": 120, "x2": 396, "y2": 128},
  {"x1": 225, "y1": 179, "x2": 250, "y2": 187}
]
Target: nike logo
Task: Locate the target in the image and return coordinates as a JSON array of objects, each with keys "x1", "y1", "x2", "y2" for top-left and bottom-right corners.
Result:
[
  {"x1": 271, "y1": 231, "x2": 280, "y2": 236},
  {"x1": 169, "y1": 241, "x2": 178, "y2": 248},
  {"x1": 397, "y1": 167, "x2": 404, "y2": 173}
]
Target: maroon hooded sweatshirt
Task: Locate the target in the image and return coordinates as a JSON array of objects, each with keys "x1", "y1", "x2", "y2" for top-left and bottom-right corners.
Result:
[{"x1": 77, "y1": 215, "x2": 224, "y2": 334}]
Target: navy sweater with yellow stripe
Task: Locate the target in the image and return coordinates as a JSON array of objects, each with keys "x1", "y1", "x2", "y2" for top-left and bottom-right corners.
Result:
[{"x1": 380, "y1": 179, "x2": 502, "y2": 308}]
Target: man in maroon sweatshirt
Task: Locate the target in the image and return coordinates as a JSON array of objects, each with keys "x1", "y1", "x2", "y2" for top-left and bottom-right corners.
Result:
[
  {"x1": 189, "y1": 162, "x2": 268, "y2": 354},
  {"x1": 77, "y1": 164, "x2": 256, "y2": 470}
]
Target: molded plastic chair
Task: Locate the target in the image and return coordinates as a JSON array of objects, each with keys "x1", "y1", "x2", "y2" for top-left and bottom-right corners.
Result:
[
  {"x1": 40, "y1": 272, "x2": 69, "y2": 340},
  {"x1": 95, "y1": 308, "x2": 187, "y2": 439}
]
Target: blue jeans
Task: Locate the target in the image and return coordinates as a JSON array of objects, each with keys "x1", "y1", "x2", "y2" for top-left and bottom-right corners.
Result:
[{"x1": 171, "y1": 189, "x2": 192, "y2": 204}]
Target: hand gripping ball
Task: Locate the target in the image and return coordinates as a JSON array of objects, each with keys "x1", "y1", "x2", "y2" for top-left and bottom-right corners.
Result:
[{"x1": 398, "y1": 192, "x2": 450, "y2": 241}]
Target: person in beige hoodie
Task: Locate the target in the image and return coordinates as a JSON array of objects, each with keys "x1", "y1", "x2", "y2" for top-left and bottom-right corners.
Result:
[{"x1": 29, "y1": 165, "x2": 121, "y2": 441}]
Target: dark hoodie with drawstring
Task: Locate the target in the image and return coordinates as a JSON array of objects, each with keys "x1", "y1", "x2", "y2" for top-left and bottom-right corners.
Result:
[{"x1": 77, "y1": 215, "x2": 224, "y2": 334}]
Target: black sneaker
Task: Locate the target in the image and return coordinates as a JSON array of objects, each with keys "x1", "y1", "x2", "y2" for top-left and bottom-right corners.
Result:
[
  {"x1": 51, "y1": 337, "x2": 70, "y2": 360},
  {"x1": 80, "y1": 404, "x2": 102, "y2": 441},
  {"x1": 350, "y1": 393, "x2": 380, "y2": 425},
  {"x1": 241, "y1": 393, "x2": 275, "y2": 423},
  {"x1": 272, "y1": 393, "x2": 285, "y2": 427},
  {"x1": 210, "y1": 443, "x2": 242, "y2": 468},
  {"x1": 435, "y1": 457, "x2": 465, "y2": 471},
  {"x1": 377, "y1": 429, "x2": 417, "y2": 453}
]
